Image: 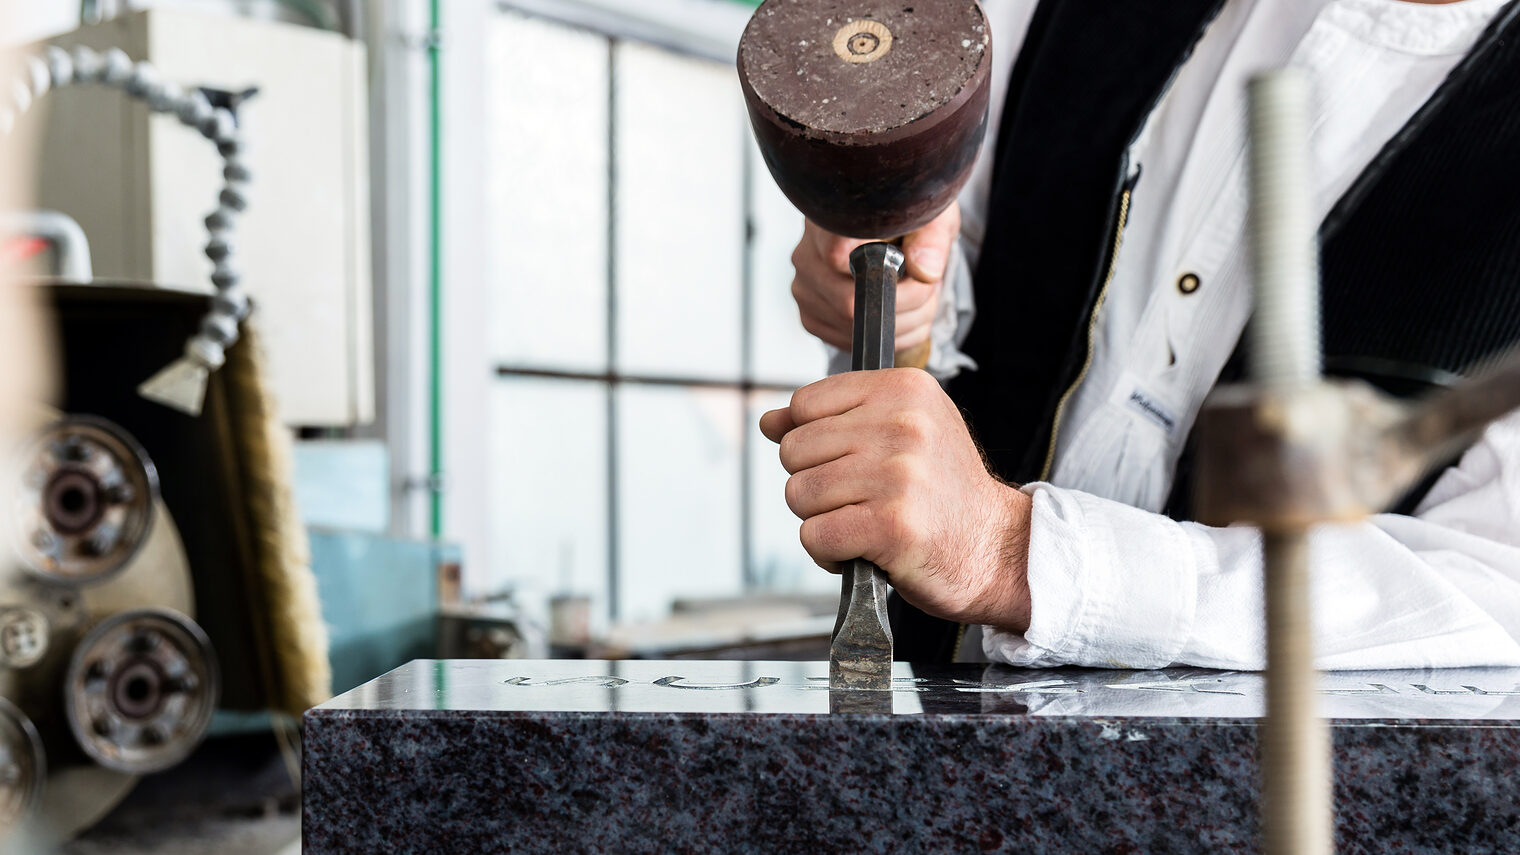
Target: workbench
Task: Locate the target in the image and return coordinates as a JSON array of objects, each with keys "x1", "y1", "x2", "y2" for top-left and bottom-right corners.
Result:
[{"x1": 302, "y1": 660, "x2": 1520, "y2": 853}]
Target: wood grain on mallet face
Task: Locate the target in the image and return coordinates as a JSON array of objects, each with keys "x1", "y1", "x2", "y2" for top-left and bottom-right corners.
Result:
[{"x1": 739, "y1": 1, "x2": 992, "y2": 238}]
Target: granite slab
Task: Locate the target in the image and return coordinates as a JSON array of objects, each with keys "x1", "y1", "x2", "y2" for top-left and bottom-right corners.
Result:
[{"x1": 303, "y1": 660, "x2": 1520, "y2": 854}]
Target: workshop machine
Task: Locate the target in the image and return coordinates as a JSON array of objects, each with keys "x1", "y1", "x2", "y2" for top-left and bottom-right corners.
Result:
[
  {"x1": 1, "y1": 409, "x2": 217, "y2": 848},
  {"x1": 1, "y1": 35, "x2": 332, "y2": 847}
]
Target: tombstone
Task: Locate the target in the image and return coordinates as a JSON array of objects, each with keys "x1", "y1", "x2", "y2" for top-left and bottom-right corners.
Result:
[{"x1": 303, "y1": 659, "x2": 1520, "y2": 853}]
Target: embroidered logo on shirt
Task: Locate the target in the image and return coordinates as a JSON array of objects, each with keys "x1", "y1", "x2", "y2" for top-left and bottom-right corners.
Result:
[{"x1": 1125, "y1": 387, "x2": 1178, "y2": 434}]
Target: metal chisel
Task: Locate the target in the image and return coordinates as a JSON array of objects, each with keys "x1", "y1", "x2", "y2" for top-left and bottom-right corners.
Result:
[{"x1": 828, "y1": 242, "x2": 901, "y2": 692}]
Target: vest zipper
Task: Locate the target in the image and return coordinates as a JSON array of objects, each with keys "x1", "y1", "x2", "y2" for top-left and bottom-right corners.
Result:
[
  {"x1": 1038, "y1": 171, "x2": 1138, "y2": 481},
  {"x1": 982, "y1": 172, "x2": 1136, "y2": 658}
]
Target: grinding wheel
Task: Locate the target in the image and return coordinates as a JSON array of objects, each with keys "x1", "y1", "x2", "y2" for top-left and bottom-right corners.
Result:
[{"x1": 739, "y1": 0, "x2": 992, "y2": 239}]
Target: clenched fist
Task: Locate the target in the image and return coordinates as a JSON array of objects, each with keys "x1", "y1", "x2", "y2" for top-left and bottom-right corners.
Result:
[
  {"x1": 790, "y1": 203, "x2": 961, "y2": 353},
  {"x1": 759, "y1": 368, "x2": 1033, "y2": 632}
]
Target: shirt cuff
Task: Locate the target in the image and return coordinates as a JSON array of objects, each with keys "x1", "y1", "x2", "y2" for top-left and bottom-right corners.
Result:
[
  {"x1": 983, "y1": 484, "x2": 1202, "y2": 668},
  {"x1": 925, "y1": 239, "x2": 978, "y2": 382}
]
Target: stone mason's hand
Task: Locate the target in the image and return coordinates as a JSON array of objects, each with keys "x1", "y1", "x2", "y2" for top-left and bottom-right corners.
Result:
[
  {"x1": 759, "y1": 368, "x2": 1033, "y2": 632},
  {"x1": 789, "y1": 202, "x2": 961, "y2": 353}
]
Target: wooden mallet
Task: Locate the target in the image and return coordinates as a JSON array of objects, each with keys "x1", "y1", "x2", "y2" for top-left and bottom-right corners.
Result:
[{"x1": 739, "y1": 0, "x2": 992, "y2": 370}]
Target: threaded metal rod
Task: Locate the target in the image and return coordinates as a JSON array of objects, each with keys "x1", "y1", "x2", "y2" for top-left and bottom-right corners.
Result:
[
  {"x1": 1248, "y1": 71, "x2": 1321, "y2": 391},
  {"x1": 1261, "y1": 532, "x2": 1333, "y2": 855},
  {"x1": 1248, "y1": 69, "x2": 1333, "y2": 855}
]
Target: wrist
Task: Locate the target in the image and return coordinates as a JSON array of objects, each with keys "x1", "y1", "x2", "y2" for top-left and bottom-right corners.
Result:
[{"x1": 972, "y1": 482, "x2": 1032, "y2": 633}]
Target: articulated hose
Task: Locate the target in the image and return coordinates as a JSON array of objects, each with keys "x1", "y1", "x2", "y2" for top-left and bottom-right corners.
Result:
[{"x1": 2, "y1": 45, "x2": 251, "y2": 417}]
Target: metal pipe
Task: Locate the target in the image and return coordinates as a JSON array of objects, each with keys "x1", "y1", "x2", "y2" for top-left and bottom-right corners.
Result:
[{"x1": 0, "y1": 210, "x2": 93, "y2": 283}]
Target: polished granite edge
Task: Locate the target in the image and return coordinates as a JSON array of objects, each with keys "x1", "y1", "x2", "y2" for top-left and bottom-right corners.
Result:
[
  {"x1": 303, "y1": 661, "x2": 1520, "y2": 854},
  {"x1": 309, "y1": 659, "x2": 1520, "y2": 720}
]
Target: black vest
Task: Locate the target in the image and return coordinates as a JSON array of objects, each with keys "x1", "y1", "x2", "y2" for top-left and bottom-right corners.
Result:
[{"x1": 891, "y1": 0, "x2": 1520, "y2": 662}]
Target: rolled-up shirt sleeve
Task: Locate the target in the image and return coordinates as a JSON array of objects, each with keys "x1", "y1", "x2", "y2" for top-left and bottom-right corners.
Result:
[{"x1": 984, "y1": 409, "x2": 1520, "y2": 671}]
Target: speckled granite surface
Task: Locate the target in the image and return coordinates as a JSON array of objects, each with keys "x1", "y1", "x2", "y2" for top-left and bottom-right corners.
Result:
[{"x1": 303, "y1": 660, "x2": 1520, "y2": 854}]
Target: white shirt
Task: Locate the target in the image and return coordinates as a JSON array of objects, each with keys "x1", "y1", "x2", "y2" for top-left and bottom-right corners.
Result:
[{"x1": 914, "y1": 0, "x2": 1520, "y2": 670}]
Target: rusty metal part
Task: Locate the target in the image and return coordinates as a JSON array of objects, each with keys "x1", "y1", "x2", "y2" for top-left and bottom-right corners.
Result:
[
  {"x1": 830, "y1": 559, "x2": 894, "y2": 692},
  {"x1": 63, "y1": 608, "x2": 218, "y2": 775},
  {"x1": 828, "y1": 242, "x2": 903, "y2": 693},
  {"x1": 10, "y1": 417, "x2": 159, "y2": 585},
  {"x1": 0, "y1": 697, "x2": 45, "y2": 833},
  {"x1": 1194, "y1": 350, "x2": 1520, "y2": 532},
  {"x1": 739, "y1": 1, "x2": 992, "y2": 239}
]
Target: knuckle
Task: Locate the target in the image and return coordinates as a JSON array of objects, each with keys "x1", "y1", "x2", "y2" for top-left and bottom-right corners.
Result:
[
  {"x1": 798, "y1": 312, "x2": 823, "y2": 338},
  {"x1": 790, "y1": 240, "x2": 813, "y2": 272},
  {"x1": 901, "y1": 368, "x2": 939, "y2": 399},
  {"x1": 874, "y1": 501, "x2": 913, "y2": 547},
  {"x1": 824, "y1": 240, "x2": 854, "y2": 271},
  {"x1": 783, "y1": 473, "x2": 808, "y2": 516},
  {"x1": 881, "y1": 453, "x2": 921, "y2": 491},
  {"x1": 799, "y1": 516, "x2": 829, "y2": 556},
  {"x1": 778, "y1": 433, "x2": 801, "y2": 473},
  {"x1": 789, "y1": 385, "x2": 818, "y2": 425},
  {"x1": 888, "y1": 410, "x2": 930, "y2": 445}
]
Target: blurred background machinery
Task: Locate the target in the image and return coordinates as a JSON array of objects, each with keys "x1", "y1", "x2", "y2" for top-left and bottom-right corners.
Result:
[
  {"x1": 29, "y1": 6, "x2": 373, "y2": 426},
  {"x1": 0, "y1": 0, "x2": 845, "y2": 850},
  {"x1": 1, "y1": 409, "x2": 217, "y2": 846}
]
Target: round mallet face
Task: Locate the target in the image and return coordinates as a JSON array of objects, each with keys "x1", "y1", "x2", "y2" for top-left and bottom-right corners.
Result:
[{"x1": 739, "y1": 2, "x2": 992, "y2": 238}]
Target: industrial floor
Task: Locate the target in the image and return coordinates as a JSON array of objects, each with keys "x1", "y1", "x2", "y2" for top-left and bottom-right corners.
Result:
[{"x1": 62, "y1": 731, "x2": 300, "y2": 855}]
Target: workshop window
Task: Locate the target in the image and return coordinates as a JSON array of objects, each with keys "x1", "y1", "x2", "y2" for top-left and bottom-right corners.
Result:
[{"x1": 482, "y1": 9, "x2": 827, "y2": 632}]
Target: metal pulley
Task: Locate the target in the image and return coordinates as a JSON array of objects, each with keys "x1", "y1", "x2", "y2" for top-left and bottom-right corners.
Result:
[
  {"x1": 0, "y1": 697, "x2": 45, "y2": 831},
  {"x1": 63, "y1": 608, "x2": 218, "y2": 775},
  {"x1": 9, "y1": 416, "x2": 159, "y2": 586}
]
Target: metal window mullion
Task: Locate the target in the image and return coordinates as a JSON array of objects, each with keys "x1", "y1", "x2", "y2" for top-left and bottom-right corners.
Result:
[
  {"x1": 606, "y1": 35, "x2": 622, "y2": 623},
  {"x1": 739, "y1": 130, "x2": 756, "y2": 592}
]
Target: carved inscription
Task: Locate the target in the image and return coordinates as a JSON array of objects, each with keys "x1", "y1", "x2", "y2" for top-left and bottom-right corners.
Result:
[
  {"x1": 500, "y1": 675, "x2": 1520, "y2": 698},
  {"x1": 1106, "y1": 678, "x2": 1244, "y2": 696},
  {"x1": 505, "y1": 676, "x2": 630, "y2": 688},
  {"x1": 1321, "y1": 684, "x2": 1397, "y2": 696},
  {"x1": 951, "y1": 679, "x2": 1083, "y2": 695},
  {"x1": 652, "y1": 677, "x2": 780, "y2": 691}
]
